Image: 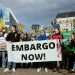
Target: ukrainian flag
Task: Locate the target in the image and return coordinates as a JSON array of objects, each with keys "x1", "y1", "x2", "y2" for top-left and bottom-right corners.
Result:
[{"x1": 0, "y1": 19, "x2": 5, "y2": 29}]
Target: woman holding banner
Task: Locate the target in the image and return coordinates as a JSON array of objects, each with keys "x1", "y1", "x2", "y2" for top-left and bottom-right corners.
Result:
[
  {"x1": 4, "y1": 25, "x2": 20, "y2": 72},
  {"x1": 49, "y1": 28, "x2": 63, "y2": 72}
]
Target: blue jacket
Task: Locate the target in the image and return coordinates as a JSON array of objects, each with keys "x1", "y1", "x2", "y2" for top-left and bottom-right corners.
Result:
[{"x1": 37, "y1": 34, "x2": 48, "y2": 40}]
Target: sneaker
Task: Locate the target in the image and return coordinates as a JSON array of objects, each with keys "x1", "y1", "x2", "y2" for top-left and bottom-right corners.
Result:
[
  {"x1": 57, "y1": 69, "x2": 62, "y2": 73},
  {"x1": 45, "y1": 68, "x2": 48, "y2": 72},
  {"x1": 12, "y1": 68, "x2": 16, "y2": 72},
  {"x1": 52, "y1": 68, "x2": 57, "y2": 72},
  {"x1": 4, "y1": 68, "x2": 9, "y2": 72},
  {"x1": 68, "y1": 69, "x2": 75, "y2": 73},
  {"x1": 37, "y1": 68, "x2": 41, "y2": 72},
  {"x1": 71, "y1": 69, "x2": 75, "y2": 72}
]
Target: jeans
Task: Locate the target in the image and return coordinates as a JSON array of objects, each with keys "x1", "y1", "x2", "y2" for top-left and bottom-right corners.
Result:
[
  {"x1": 73, "y1": 62, "x2": 75, "y2": 70},
  {"x1": 7, "y1": 62, "x2": 16, "y2": 69},
  {"x1": 2, "y1": 51, "x2": 6, "y2": 68},
  {"x1": 5, "y1": 53, "x2": 16, "y2": 69}
]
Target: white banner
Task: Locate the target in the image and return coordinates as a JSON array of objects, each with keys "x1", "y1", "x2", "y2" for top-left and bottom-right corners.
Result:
[{"x1": 7, "y1": 40, "x2": 62, "y2": 63}]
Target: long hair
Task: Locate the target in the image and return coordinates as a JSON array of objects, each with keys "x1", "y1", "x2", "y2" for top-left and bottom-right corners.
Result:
[{"x1": 72, "y1": 32, "x2": 75, "y2": 40}]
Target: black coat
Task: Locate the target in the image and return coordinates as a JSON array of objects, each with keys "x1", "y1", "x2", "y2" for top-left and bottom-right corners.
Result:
[{"x1": 6, "y1": 32, "x2": 20, "y2": 42}]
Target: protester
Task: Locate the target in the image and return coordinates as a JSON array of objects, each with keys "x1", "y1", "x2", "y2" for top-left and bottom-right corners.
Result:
[
  {"x1": 31, "y1": 33, "x2": 36, "y2": 41},
  {"x1": 20, "y1": 32, "x2": 29, "y2": 41},
  {"x1": 4, "y1": 25, "x2": 20, "y2": 72},
  {"x1": 68, "y1": 32, "x2": 75, "y2": 72},
  {"x1": 0, "y1": 27, "x2": 7, "y2": 68},
  {"x1": 36, "y1": 30, "x2": 48, "y2": 72},
  {"x1": 49, "y1": 28, "x2": 63, "y2": 72},
  {"x1": 28, "y1": 32, "x2": 32, "y2": 41},
  {"x1": 2, "y1": 28, "x2": 8, "y2": 38}
]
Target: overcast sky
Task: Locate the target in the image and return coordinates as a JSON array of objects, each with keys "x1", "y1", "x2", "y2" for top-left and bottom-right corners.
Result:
[{"x1": 0, "y1": 0, "x2": 75, "y2": 31}]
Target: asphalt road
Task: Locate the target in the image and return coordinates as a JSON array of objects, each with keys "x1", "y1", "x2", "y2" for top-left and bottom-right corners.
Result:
[{"x1": 0, "y1": 68, "x2": 75, "y2": 75}]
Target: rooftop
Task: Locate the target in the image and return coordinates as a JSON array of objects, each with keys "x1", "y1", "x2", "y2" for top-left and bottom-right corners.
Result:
[{"x1": 56, "y1": 11, "x2": 75, "y2": 18}]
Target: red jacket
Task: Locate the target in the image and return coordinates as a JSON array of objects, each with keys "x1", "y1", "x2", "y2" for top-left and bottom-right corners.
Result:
[
  {"x1": 52, "y1": 33, "x2": 63, "y2": 40},
  {"x1": 52, "y1": 33, "x2": 63, "y2": 60}
]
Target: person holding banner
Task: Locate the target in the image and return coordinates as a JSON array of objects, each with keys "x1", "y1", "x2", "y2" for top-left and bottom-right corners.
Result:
[
  {"x1": 0, "y1": 27, "x2": 7, "y2": 68},
  {"x1": 4, "y1": 25, "x2": 20, "y2": 72},
  {"x1": 49, "y1": 28, "x2": 63, "y2": 72},
  {"x1": 36, "y1": 31, "x2": 48, "y2": 72},
  {"x1": 68, "y1": 32, "x2": 75, "y2": 72}
]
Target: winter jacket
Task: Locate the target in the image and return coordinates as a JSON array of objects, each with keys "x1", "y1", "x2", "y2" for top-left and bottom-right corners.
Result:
[
  {"x1": 37, "y1": 34, "x2": 48, "y2": 40},
  {"x1": 6, "y1": 32, "x2": 20, "y2": 42}
]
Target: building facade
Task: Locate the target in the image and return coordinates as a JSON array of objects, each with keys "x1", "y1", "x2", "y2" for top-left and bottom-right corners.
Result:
[
  {"x1": 31, "y1": 24, "x2": 41, "y2": 32},
  {"x1": 56, "y1": 11, "x2": 75, "y2": 32}
]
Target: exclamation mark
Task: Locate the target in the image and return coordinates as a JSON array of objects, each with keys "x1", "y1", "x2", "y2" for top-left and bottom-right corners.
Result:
[{"x1": 43, "y1": 53, "x2": 46, "y2": 60}]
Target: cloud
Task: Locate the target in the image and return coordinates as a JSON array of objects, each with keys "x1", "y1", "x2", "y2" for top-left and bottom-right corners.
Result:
[{"x1": 0, "y1": 0, "x2": 75, "y2": 31}]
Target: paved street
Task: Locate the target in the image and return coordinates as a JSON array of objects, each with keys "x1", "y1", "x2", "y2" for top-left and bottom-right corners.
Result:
[{"x1": 0, "y1": 68, "x2": 75, "y2": 75}]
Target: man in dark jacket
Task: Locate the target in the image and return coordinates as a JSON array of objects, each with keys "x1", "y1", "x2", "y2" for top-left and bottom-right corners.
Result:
[
  {"x1": 4, "y1": 25, "x2": 20, "y2": 72},
  {"x1": 6, "y1": 25, "x2": 20, "y2": 42}
]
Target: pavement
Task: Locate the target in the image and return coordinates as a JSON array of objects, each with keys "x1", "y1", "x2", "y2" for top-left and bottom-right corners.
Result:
[{"x1": 0, "y1": 68, "x2": 75, "y2": 75}]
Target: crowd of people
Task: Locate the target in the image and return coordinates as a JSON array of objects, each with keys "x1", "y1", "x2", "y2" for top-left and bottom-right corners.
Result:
[{"x1": 0, "y1": 24, "x2": 75, "y2": 73}]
